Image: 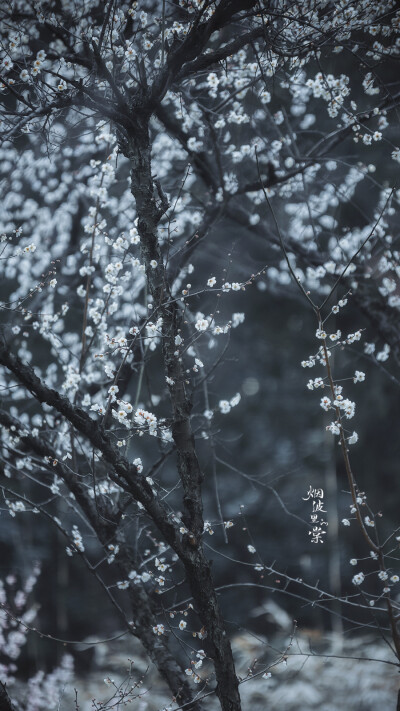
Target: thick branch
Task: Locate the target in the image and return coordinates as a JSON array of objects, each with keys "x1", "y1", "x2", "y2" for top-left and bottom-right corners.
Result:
[
  {"x1": 176, "y1": 27, "x2": 265, "y2": 80},
  {"x1": 0, "y1": 340, "x2": 182, "y2": 554},
  {"x1": 149, "y1": 0, "x2": 258, "y2": 108}
]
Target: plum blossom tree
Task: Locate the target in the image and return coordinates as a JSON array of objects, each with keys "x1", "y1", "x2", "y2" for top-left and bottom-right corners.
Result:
[{"x1": 0, "y1": 1, "x2": 400, "y2": 710}]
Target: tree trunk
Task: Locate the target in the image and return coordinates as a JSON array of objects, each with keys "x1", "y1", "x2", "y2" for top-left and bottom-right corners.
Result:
[{"x1": 126, "y1": 124, "x2": 242, "y2": 711}]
